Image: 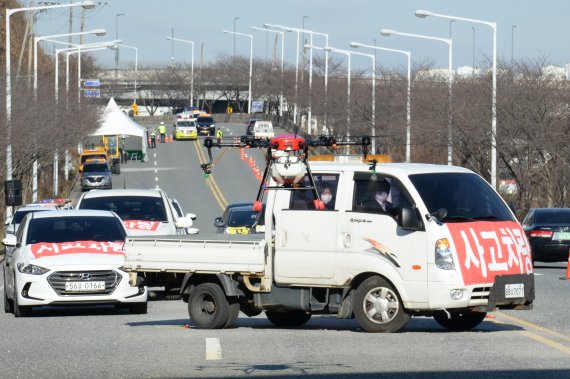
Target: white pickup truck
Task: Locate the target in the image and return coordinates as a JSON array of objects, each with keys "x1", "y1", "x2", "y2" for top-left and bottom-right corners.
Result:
[{"x1": 123, "y1": 162, "x2": 534, "y2": 332}]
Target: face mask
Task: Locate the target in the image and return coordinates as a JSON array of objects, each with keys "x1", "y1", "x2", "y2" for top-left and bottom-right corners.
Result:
[{"x1": 321, "y1": 194, "x2": 333, "y2": 204}]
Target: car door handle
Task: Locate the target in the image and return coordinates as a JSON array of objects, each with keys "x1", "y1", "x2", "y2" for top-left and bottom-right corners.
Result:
[
  {"x1": 280, "y1": 230, "x2": 287, "y2": 247},
  {"x1": 343, "y1": 233, "x2": 352, "y2": 248}
]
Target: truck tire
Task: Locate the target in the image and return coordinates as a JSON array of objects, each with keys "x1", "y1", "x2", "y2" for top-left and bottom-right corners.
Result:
[
  {"x1": 432, "y1": 311, "x2": 486, "y2": 331},
  {"x1": 188, "y1": 283, "x2": 230, "y2": 329},
  {"x1": 265, "y1": 310, "x2": 311, "y2": 327},
  {"x1": 114, "y1": 162, "x2": 121, "y2": 175},
  {"x1": 129, "y1": 302, "x2": 148, "y2": 315},
  {"x1": 353, "y1": 276, "x2": 409, "y2": 333},
  {"x1": 224, "y1": 301, "x2": 240, "y2": 328}
]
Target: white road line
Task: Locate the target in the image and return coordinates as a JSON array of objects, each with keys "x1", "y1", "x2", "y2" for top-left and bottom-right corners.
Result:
[
  {"x1": 153, "y1": 153, "x2": 157, "y2": 158},
  {"x1": 154, "y1": 169, "x2": 158, "y2": 174},
  {"x1": 155, "y1": 177, "x2": 158, "y2": 182},
  {"x1": 205, "y1": 338, "x2": 222, "y2": 360}
]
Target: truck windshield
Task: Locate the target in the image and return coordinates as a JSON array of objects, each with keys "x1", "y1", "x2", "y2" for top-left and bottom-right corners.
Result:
[{"x1": 409, "y1": 172, "x2": 515, "y2": 222}]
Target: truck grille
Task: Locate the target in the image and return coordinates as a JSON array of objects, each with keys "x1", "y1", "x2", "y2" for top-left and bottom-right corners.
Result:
[
  {"x1": 47, "y1": 270, "x2": 121, "y2": 296},
  {"x1": 468, "y1": 286, "x2": 491, "y2": 305}
]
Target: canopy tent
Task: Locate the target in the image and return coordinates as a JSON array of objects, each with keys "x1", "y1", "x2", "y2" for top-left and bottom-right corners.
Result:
[{"x1": 89, "y1": 98, "x2": 148, "y2": 161}]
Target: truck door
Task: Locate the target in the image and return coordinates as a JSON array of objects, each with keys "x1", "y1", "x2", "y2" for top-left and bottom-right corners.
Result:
[
  {"x1": 274, "y1": 173, "x2": 340, "y2": 285},
  {"x1": 336, "y1": 172, "x2": 430, "y2": 304}
]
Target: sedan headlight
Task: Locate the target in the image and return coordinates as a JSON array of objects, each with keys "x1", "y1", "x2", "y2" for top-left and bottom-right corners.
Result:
[
  {"x1": 17, "y1": 263, "x2": 50, "y2": 275},
  {"x1": 435, "y1": 238, "x2": 455, "y2": 270}
]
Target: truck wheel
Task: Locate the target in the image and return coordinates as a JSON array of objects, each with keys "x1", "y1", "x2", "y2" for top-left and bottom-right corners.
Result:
[
  {"x1": 265, "y1": 310, "x2": 311, "y2": 327},
  {"x1": 188, "y1": 283, "x2": 230, "y2": 329},
  {"x1": 129, "y1": 302, "x2": 148, "y2": 315},
  {"x1": 353, "y1": 276, "x2": 409, "y2": 333},
  {"x1": 114, "y1": 162, "x2": 121, "y2": 175},
  {"x1": 433, "y1": 311, "x2": 486, "y2": 331},
  {"x1": 224, "y1": 300, "x2": 240, "y2": 328}
]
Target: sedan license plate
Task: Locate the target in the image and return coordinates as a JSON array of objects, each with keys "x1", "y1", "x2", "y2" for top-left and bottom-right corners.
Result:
[
  {"x1": 553, "y1": 231, "x2": 570, "y2": 241},
  {"x1": 65, "y1": 281, "x2": 105, "y2": 292},
  {"x1": 505, "y1": 283, "x2": 524, "y2": 298}
]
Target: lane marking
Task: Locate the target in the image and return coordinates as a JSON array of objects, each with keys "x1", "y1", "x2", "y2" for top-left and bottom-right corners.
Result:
[
  {"x1": 154, "y1": 169, "x2": 158, "y2": 174},
  {"x1": 205, "y1": 338, "x2": 222, "y2": 360},
  {"x1": 155, "y1": 177, "x2": 158, "y2": 182},
  {"x1": 154, "y1": 161, "x2": 157, "y2": 166},
  {"x1": 518, "y1": 330, "x2": 570, "y2": 355},
  {"x1": 497, "y1": 311, "x2": 570, "y2": 344}
]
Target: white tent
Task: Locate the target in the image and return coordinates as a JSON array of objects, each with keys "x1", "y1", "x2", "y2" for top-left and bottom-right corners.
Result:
[{"x1": 90, "y1": 98, "x2": 148, "y2": 161}]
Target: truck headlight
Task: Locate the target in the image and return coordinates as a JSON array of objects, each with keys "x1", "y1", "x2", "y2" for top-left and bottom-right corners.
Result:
[
  {"x1": 17, "y1": 263, "x2": 50, "y2": 275},
  {"x1": 435, "y1": 238, "x2": 455, "y2": 270}
]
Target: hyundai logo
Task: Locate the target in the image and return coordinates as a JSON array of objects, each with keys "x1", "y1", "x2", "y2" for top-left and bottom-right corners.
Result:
[{"x1": 77, "y1": 273, "x2": 92, "y2": 280}]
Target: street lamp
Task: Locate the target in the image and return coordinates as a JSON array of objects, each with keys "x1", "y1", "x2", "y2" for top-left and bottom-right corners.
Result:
[
  {"x1": 34, "y1": 29, "x2": 106, "y2": 96},
  {"x1": 511, "y1": 25, "x2": 517, "y2": 63},
  {"x1": 252, "y1": 26, "x2": 285, "y2": 117},
  {"x1": 381, "y1": 28, "x2": 453, "y2": 166},
  {"x1": 115, "y1": 13, "x2": 125, "y2": 79},
  {"x1": 166, "y1": 37, "x2": 194, "y2": 108},
  {"x1": 111, "y1": 44, "x2": 138, "y2": 101},
  {"x1": 5, "y1": 1, "x2": 95, "y2": 216},
  {"x1": 415, "y1": 9, "x2": 498, "y2": 188},
  {"x1": 269, "y1": 24, "x2": 328, "y2": 134},
  {"x1": 351, "y1": 42, "x2": 411, "y2": 161},
  {"x1": 322, "y1": 46, "x2": 352, "y2": 145},
  {"x1": 223, "y1": 30, "x2": 253, "y2": 114}
]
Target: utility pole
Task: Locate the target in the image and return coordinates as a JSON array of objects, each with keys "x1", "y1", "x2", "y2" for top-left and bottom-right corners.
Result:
[{"x1": 200, "y1": 42, "x2": 204, "y2": 109}]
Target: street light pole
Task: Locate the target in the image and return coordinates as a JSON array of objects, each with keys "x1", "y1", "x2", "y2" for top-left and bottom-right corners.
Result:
[
  {"x1": 351, "y1": 42, "x2": 411, "y2": 161},
  {"x1": 323, "y1": 46, "x2": 351, "y2": 147},
  {"x1": 166, "y1": 37, "x2": 194, "y2": 107},
  {"x1": 5, "y1": 1, "x2": 95, "y2": 216},
  {"x1": 511, "y1": 25, "x2": 517, "y2": 63},
  {"x1": 34, "y1": 29, "x2": 106, "y2": 98},
  {"x1": 415, "y1": 9, "x2": 498, "y2": 188},
  {"x1": 381, "y1": 28, "x2": 453, "y2": 166},
  {"x1": 253, "y1": 26, "x2": 285, "y2": 117},
  {"x1": 112, "y1": 44, "x2": 138, "y2": 101},
  {"x1": 223, "y1": 30, "x2": 253, "y2": 114},
  {"x1": 115, "y1": 13, "x2": 125, "y2": 79}
]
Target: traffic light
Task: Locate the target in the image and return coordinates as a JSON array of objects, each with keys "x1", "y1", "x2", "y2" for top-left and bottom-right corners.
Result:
[{"x1": 4, "y1": 179, "x2": 23, "y2": 206}]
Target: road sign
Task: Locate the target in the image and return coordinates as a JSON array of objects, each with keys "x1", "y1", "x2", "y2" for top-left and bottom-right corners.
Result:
[
  {"x1": 83, "y1": 79, "x2": 100, "y2": 87},
  {"x1": 84, "y1": 90, "x2": 101, "y2": 98}
]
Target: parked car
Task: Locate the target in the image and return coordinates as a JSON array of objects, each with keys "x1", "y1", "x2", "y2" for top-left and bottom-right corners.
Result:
[
  {"x1": 76, "y1": 188, "x2": 194, "y2": 236},
  {"x1": 214, "y1": 202, "x2": 263, "y2": 234},
  {"x1": 2, "y1": 210, "x2": 148, "y2": 317},
  {"x1": 80, "y1": 160, "x2": 112, "y2": 191},
  {"x1": 246, "y1": 118, "x2": 259, "y2": 136},
  {"x1": 196, "y1": 115, "x2": 216, "y2": 136},
  {"x1": 522, "y1": 207, "x2": 570, "y2": 263}
]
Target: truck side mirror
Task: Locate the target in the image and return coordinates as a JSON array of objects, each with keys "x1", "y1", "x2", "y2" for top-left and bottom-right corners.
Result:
[{"x1": 400, "y1": 206, "x2": 423, "y2": 231}]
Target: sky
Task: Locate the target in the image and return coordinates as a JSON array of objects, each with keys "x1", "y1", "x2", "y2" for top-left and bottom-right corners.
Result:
[{"x1": 31, "y1": 0, "x2": 570, "y2": 71}]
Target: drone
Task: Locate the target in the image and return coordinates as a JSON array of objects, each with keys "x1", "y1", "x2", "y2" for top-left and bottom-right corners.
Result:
[{"x1": 201, "y1": 133, "x2": 373, "y2": 212}]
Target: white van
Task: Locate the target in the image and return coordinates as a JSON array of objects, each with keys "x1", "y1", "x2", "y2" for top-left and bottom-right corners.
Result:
[{"x1": 253, "y1": 120, "x2": 274, "y2": 140}]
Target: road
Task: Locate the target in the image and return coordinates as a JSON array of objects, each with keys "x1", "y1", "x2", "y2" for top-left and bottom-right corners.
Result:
[{"x1": 1, "y1": 122, "x2": 570, "y2": 378}]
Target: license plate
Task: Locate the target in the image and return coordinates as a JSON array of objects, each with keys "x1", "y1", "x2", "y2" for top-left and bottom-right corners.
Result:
[
  {"x1": 65, "y1": 281, "x2": 106, "y2": 292},
  {"x1": 505, "y1": 283, "x2": 524, "y2": 298},
  {"x1": 553, "y1": 232, "x2": 570, "y2": 241}
]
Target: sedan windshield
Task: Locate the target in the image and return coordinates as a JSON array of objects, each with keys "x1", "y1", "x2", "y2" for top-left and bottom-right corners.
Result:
[
  {"x1": 227, "y1": 209, "x2": 258, "y2": 227},
  {"x1": 177, "y1": 121, "x2": 196, "y2": 127},
  {"x1": 26, "y1": 216, "x2": 126, "y2": 244},
  {"x1": 79, "y1": 196, "x2": 167, "y2": 222},
  {"x1": 409, "y1": 172, "x2": 514, "y2": 222}
]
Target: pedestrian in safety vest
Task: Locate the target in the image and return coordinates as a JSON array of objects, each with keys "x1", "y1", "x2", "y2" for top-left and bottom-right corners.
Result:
[
  {"x1": 216, "y1": 128, "x2": 223, "y2": 145},
  {"x1": 158, "y1": 122, "x2": 167, "y2": 143},
  {"x1": 150, "y1": 128, "x2": 157, "y2": 149}
]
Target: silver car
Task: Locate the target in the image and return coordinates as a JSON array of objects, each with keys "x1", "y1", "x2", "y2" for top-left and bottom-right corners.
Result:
[{"x1": 81, "y1": 161, "x2": 112, "y2": 191}]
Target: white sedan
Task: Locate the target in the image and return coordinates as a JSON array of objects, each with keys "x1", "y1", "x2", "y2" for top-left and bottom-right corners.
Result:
[{"x1": 2, "y1": 210, "x2": 147, "y2": 317}]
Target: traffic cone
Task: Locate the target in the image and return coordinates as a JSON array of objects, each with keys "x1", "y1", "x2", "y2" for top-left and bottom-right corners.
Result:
[
  {"x1": 561, "y1": 249, "x2": 570, "y2": 280},
  {"x1": 169, "y1": 134, "x2": 173, "y2": 143}
]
